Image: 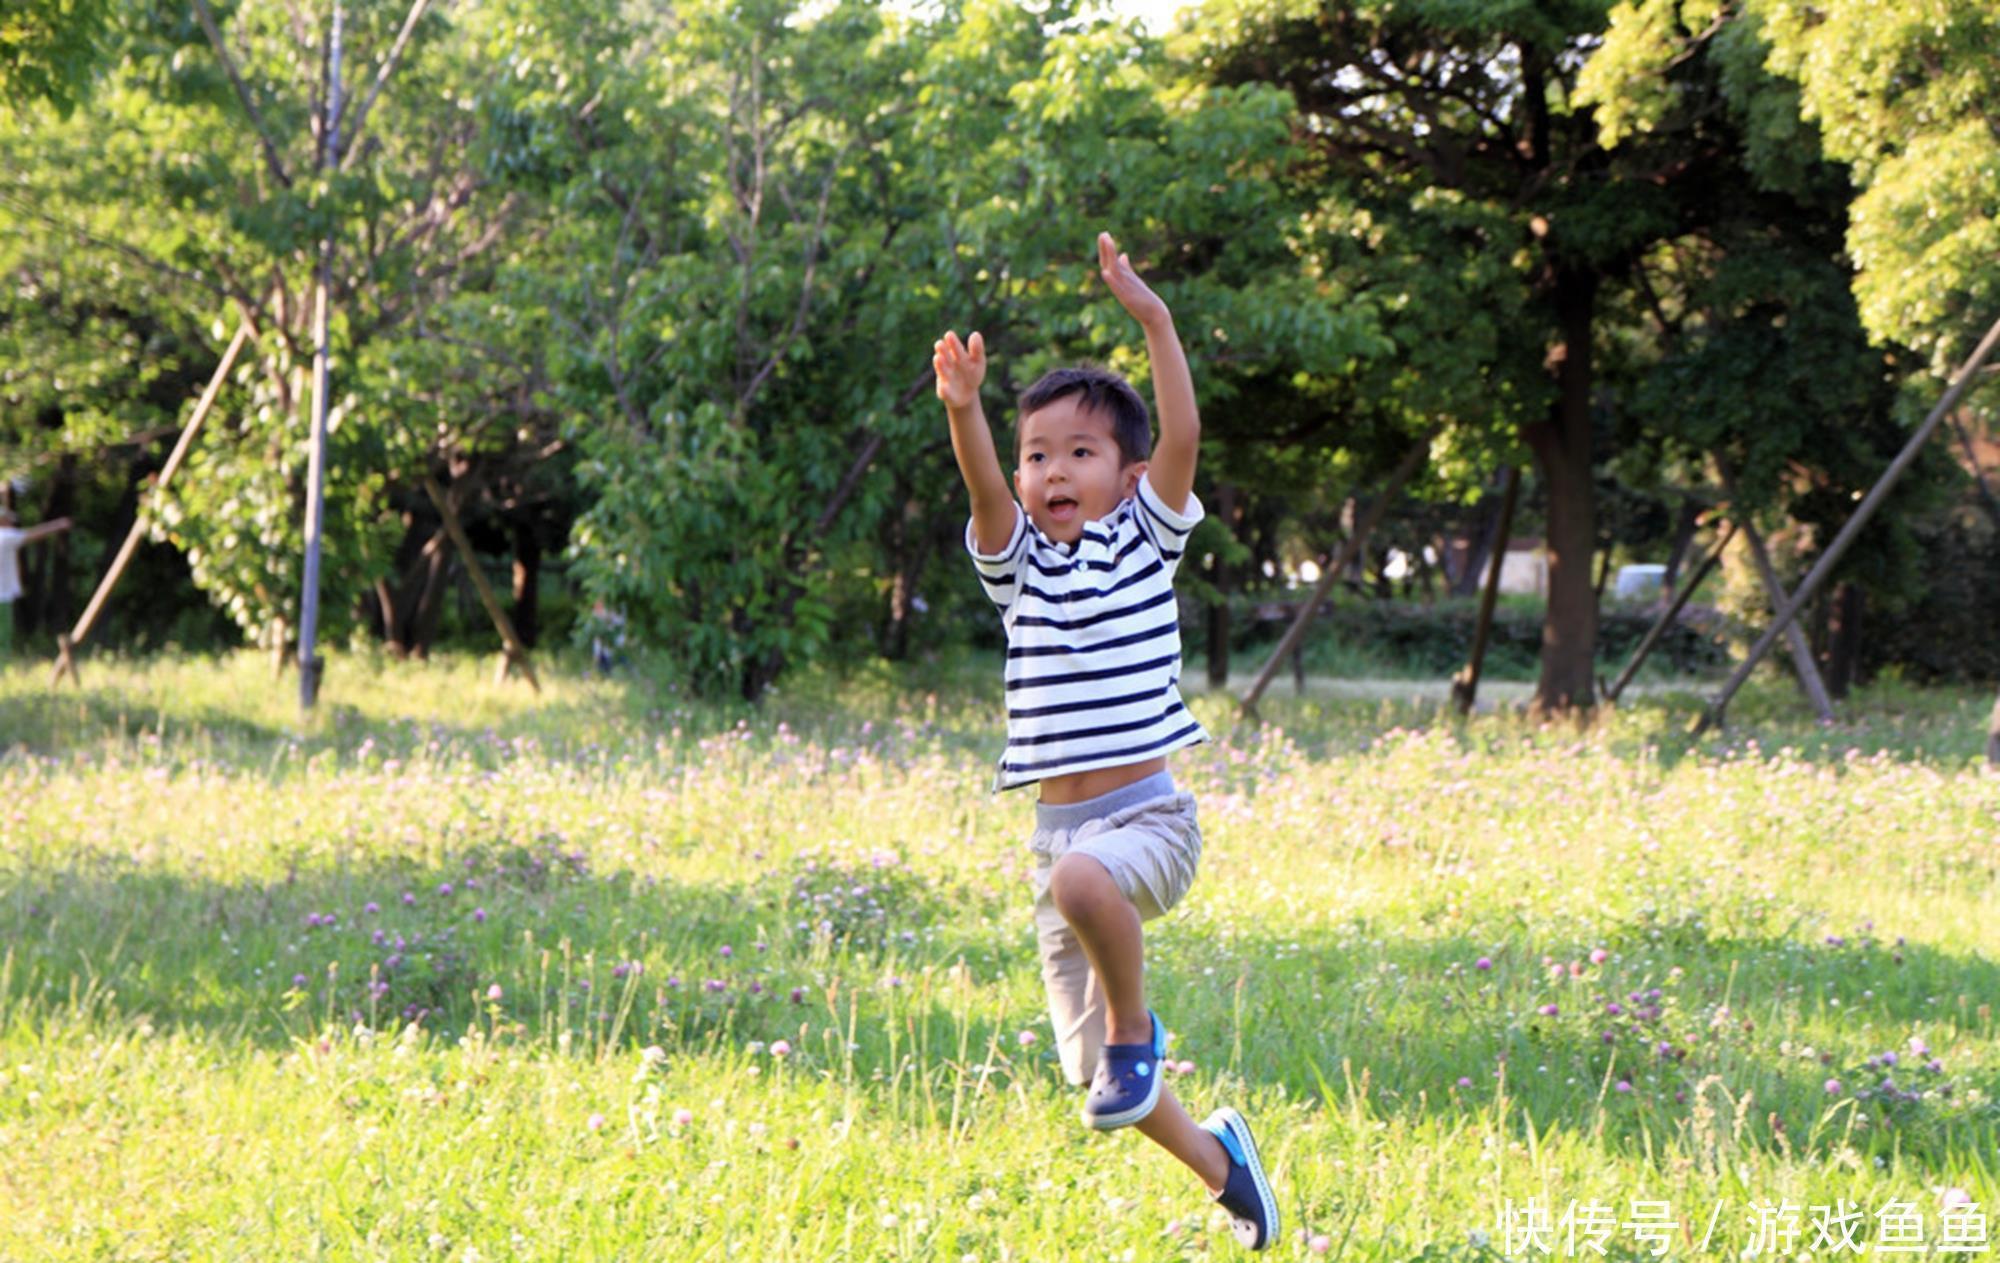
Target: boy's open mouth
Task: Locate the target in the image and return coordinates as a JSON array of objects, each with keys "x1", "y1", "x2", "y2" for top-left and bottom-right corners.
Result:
[{"x1": 1046, "y1": 495, "x2": 1078, "y2": 521}]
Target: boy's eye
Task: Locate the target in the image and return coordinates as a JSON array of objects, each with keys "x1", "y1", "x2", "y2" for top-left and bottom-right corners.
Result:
[
  {"x1": 1073, "y1": 447, "x2": 1090, "y2": 458},
  {"x1": 1027, "y1": 453, "x2": 1043, "y2": 463}
]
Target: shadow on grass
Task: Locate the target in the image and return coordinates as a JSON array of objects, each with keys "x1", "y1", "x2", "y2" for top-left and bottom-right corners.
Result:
[
  {"x1": 1146, "y1": 919, "x2": 2000, "y2": 1170},
  {"x1": 3, "y1": 836, "x2": 1013, "y2": 1058},
  {"x1": 8, "y1": 837, "x2": 1997, "y2": 1171}
]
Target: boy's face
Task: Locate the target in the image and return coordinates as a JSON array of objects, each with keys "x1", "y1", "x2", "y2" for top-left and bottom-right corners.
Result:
[{"x1": 1014, "y1": 396, "x2": 1145, "y2": 544}]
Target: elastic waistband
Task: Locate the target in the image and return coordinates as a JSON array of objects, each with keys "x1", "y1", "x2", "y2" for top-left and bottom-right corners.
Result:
[{"x1": 1034, "y1": 770, "x2": 1177, "y2": 832}]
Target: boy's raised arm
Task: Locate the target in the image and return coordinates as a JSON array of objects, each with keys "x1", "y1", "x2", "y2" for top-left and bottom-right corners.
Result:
[
  {"x1": 1098, "y1": 232, "x2": 1200, "y2": 516},
  {"x1": 934, "y1": 330, "x2": 1019, "y2": 555}
]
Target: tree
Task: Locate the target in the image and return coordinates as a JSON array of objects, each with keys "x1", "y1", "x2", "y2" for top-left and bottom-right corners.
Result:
[
  {"x1": 1589, "y1": 0, "x2": 2000, "y2": 748},
  {"x1": 1191, "y1": 0, "x2": 1713, "y2": 710},
  {"x1": 3, "y1": 0, "x2": 554, "y2": 656},
  {"x1": 531, "y1": 0, "x2": 1370, "y2": 699}
]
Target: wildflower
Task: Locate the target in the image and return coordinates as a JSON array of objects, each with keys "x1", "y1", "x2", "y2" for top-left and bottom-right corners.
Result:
[
  {"x1": 1018, "y1": 1030, "x2": 1038, "y2": 1047},
  {"x1": 1941, "y1": 1188, "x2": 1972, "y2": 1210},
  {"x1": 1311, "y1": 1235, "x2": 1332, "y2": 1253},
  {"x1": 473, "y1": 908, "x2": 487, "y2": 924},
  {"x1": 1456, "y1": 1077, "x2": 1472, "y2": 1089},
  {"x1": 1606, "y1": 1002, "x2": 1623, "y2": 1016},
  {"x1": 1615, "y1": 1080, "x2": 1632, "y2": 1093},
  {"x1": 1589, "y1": 948, "x2": 1608, "y2": 965},
  {"x1": 291, "y1": 974, "x2": 308, "y2": 988},
  {"x1": 365, "y1": 901, "x2": 380, "y2": 914},
  {"x1": 403, "y1": 892, "x2": 417, "y2": 906},
  {"x1": 486, "y1": 984, "x2": 503, "y2": 1002},
  {"x1": 1475, "y1": 957, "x2": 1493, "y2": 971},
  {"x1": 719, "y1": 945, "x2": 734, "y2": 958},
  {"x1": 437, "y1": 882, "x2": 454, "y2": 897},
  {"x1": 1825, "y1": 1079, "x2": 1843, "y2": 1095},
  {"x1": 771, "y1": 1040, "x2": 792, "y2": 1057},
  {"x1": 586, "y1": 1112, "x2": 606, "y2": 1131},
  {"x1": 1538, "y1": 1004, "x2": 1559, "y2": 1017},
  {"x1": 641, "y1": 1045, "x2": 667, "y2": 1066},
  {"x1": 790, "y1": 987, "x2": 807, "y2": 1004},
  {"x1": 672, "y1": 1108, "x2": 694, "y2": 1127}
]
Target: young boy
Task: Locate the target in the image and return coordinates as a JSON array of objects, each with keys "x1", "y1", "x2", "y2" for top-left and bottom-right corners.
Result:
[{"x1": 932, "y1": 232, "x2": 1278, "y2": 1250}]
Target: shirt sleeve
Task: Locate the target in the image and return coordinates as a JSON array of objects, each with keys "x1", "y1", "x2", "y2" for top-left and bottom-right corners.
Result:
[
  {"x1": 964, "y1": 502, "x2": 1028, "y2": 613},
  {"x1": 1133, "y1": 472, "x2": 1204, "y2": 580}
]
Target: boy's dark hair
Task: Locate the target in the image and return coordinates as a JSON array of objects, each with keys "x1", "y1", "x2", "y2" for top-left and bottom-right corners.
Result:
[{"x1": 1017, "y1": 366, "x2": 1151, "y2": 466}]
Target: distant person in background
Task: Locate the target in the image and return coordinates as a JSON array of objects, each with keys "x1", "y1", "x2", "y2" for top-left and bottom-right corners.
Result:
[
  {"x1": 0, "y1": 507, "x2": 73, "y2": 657},
  {"x1": 589, "y1": 599, "x2": 627, "y2": 676}
]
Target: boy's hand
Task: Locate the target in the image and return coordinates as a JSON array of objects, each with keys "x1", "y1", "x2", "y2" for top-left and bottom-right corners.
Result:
[
  {"x1": 932, "y1": 330, "x2": 986, "y2": 410},
  {"x1": 1098, "y1": 232, "x2": 1171, "y2": 331}
]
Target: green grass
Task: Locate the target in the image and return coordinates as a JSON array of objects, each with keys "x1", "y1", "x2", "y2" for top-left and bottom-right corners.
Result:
[{"x1": 2, "y1": 650, "x2": 1997, "y2": 1260}]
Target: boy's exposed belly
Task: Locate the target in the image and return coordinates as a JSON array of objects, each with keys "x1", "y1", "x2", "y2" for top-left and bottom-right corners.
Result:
[{"x1": 1034, "y1": 755, "x2": 1169, "y2": 805}]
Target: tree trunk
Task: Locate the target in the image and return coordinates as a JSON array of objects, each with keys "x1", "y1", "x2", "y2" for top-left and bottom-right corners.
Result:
[
  {"x1": 1453, "y1": 465, "x2": 1521, "y2": 714},
  {"x1": 882, "y1": 497, "x2": 933, "y2": 663},
  {"x1": 1207, "y1": 484, "x2": 1237, "y2": 688},
  {"x1": 406, "y1": 544, "x2": 450, "y2": 657},
  {"x1": 510, "y1": 519, "x2": 540, "y2": 649},
  {"x1": 1524, "y1": 267, "x2": 1600, "y2": 713},
  {"x1": 1822, "y1": 581, "x2": 1864, "y2": 700},
  {"x1": 1661, "y1": 497, "x2": 1702, "y2": 591},
  {"x1": 1987, "y1": 685, "x2": 2000, "y2": 768},
  {"x1": 1451, "y1": 489, "x2": 1506, "y2": 597}
]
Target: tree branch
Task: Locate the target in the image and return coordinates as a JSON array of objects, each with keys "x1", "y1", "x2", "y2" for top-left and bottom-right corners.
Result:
[
  {"x1": 191, "y1": 0, "x2": 294, "y2": 189},
  {"x1": 338, "y1": 0, "x2": 437, "y2": 172}
]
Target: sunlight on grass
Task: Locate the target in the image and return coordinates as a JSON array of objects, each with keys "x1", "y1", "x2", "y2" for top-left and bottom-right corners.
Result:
[{"x1": 2, "y1": 652, "x2": 1995, "y2": 1259}]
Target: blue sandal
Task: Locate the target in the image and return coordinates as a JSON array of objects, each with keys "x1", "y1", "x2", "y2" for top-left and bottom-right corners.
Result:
[
  {"x1": 1081, "y1": 1010, "x2": 1166, "y2": 1130},
  {"x1": 1200, "y1": 1106, "x2": 1279, "y2": 1250}
]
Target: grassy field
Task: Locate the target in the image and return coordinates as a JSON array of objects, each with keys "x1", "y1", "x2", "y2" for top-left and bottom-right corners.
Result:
[{"x1": 2, "y1": 651, "x2": 1996, "y2": 1261}]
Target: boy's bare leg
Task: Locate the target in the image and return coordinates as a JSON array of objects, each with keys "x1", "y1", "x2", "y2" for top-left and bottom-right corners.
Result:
[
  {"x1": 1047, "y1": 853, "x2": 1151, "y2": 1043},
  {"x1": 1047, "y1": 852, "x2": 1231, "y2": 1191},
  {"x1": 1137, "y1": 1084, "x2": 1232, "y2": 1191}
]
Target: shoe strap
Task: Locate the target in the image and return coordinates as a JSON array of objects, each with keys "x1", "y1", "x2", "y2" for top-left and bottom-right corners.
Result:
[{"x1": 1205, "y1": 1118, "x2": 1247, "y2": 1167}]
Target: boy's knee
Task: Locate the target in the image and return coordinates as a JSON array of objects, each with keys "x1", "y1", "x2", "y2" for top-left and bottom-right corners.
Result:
[{"x1": 1048, "y1": 851, "x2": 1121, "y2": 916}]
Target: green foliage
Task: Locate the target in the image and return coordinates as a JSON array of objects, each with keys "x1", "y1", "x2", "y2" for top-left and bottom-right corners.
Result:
[
  {"x1": 0, "y1": 0, "x2": 114, "y2": 116},
  {"x1": 517, "y1": 0, "x2": 1373, "y2": 698},
  {"x1": 1748, "y1": 0, "x2": 2000, "y2": 359}
]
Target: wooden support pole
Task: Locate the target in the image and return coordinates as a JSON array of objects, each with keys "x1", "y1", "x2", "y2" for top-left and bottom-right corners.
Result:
[
  {"x1": 422, "y1": 476, "x2": 541, "y2": 693},
  {"x1": 1240, "y1": 434, "x2": 1432, "y2": 718},
  {"x1": 1451, "y1": 466, "x2": 1520, "y2": 715},
  {"x1": 1699, "y1": 311, "x2": 2000, "y2": 733},
  {"x1": 51, "y1": 321, "x2": 254, "y2": 687},
  {"x1": 1987, "y1": 685, "x2": 2000, "y2": 769},
  {"x1": 1736, "y1": 513, "x2": 1836, "y2": 722},
  {"x1": 1603, "y1": 521, "x2": 1734, "y2": 703}
]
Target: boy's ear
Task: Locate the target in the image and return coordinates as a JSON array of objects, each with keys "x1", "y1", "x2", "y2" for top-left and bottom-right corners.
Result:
[
  {"x1": 1014, "y1": 465, "x2": 1026, "y2": 501},
  {"x1": 1122, "y1": 460, "x2": 1148, "y2": 498}
]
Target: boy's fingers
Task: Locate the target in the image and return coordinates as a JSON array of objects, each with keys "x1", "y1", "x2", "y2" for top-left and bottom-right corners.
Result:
[{"x1": 968, "y1": 331, "x2": 984, "y2": 358}]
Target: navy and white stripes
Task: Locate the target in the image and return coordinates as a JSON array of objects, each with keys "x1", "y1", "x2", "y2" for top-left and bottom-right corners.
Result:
[{"x1": 966, "y1": 475, "x2": 1210, "y2": 791}]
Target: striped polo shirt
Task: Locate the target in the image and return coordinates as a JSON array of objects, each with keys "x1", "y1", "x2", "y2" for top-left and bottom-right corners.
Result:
[{"x1": 965, "y1": 473, "x2": 1209, "y2": 792}]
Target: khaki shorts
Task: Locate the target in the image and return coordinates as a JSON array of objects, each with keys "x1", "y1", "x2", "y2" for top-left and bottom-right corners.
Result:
[{"x1": 1027, "y1": 770, "x2": 1201, "y2": 1086}]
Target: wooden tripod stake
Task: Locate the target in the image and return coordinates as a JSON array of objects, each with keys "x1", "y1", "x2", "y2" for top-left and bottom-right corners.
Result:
[
  {"x1": 422, "y1": 476, "x2": 540, "y2": 693},
  {"x1": 1239, "y1": 435, "x2": 1433, "y2": 719},
  {"x1": 51, "y1": 321, "x2": 254, "y2": 687}
]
